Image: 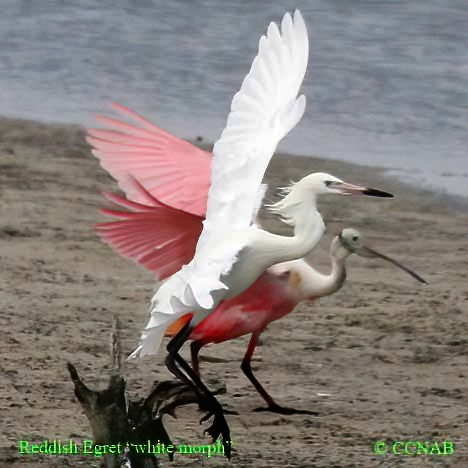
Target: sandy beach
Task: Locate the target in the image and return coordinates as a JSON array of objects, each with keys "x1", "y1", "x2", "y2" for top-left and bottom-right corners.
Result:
[{"x1": 0, "y1": 116, "x2": 467, "y2": 467}]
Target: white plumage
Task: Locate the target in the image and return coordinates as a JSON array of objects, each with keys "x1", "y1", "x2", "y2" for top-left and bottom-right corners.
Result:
[
  {"x1": 130, "y1": 11, "x2": 309, "y2": 358},
  {"x1": 130, "y1": 10, "x2": 393, "y2": 359},
  {"x1": 192, "y1": 10, "x2": 308, "y2": 308}
]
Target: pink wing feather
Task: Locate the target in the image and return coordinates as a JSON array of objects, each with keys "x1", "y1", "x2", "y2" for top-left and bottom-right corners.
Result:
[
  {"x1": 95, "y1": 178, "x2": 204, "y2": 280},
  {"x1": 88, "y1": 102, "x2": 211, "y2": 216}
]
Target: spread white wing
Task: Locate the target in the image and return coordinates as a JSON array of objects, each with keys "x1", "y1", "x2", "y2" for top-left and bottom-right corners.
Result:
[
  {"x1": 131, "y1": 11, "x2": 309, "y2": 358},
  {"x1": 205, "y1": 10, "x2": 308, "y2": 233},
  {"x1": 184, "y1": 10, "x2": 309, "y2": 309}
]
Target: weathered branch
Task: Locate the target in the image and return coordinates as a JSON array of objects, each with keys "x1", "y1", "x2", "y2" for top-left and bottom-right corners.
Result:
[
  {"x1": 68, "y1": 315, "x2": 212, "y2": 467},
  {"x1": 110, "y1": 315, "x2": 123, "y2": 374}
]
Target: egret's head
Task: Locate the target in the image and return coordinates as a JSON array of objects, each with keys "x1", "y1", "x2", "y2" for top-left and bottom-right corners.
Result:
[
  {"x1": 267, "y1": 173, "x2": 393, "y2": 226},
  {"x1": 301, "y1": 173, "x2": 394, "y2": 197}
]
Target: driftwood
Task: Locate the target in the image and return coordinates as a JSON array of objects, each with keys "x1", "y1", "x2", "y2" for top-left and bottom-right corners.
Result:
[{"x1": 68, "y1": 316, "x2": 224, "y2": 468}]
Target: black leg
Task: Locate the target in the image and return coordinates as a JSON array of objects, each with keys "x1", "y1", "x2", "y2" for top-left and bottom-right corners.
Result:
[
  {"x1": 165, "y1": 322, "x2": 232, "y2": 458},
  {"x1": 189, "y1": 339, "x2": 238, "y2": 416},
  {"x1": 165, "y1": 322, "x2": 200, "y2": 393}
]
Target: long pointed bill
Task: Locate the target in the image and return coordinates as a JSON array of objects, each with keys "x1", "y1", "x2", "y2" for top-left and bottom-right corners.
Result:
[
  {"x1": 331, "y1": 181, "x2": 394, "y2": 198},
  {"x1": 357, "y1": 246, "x2": 428, "y2": 284}
]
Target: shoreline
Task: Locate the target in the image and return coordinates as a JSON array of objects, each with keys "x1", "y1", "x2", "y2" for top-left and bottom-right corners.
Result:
[
  {"x1": 195, "y1": 139, "x2": 467, "y2": 214},
  {"x1": 1, "y1": 113, "x2": 466, "y2": 210}
]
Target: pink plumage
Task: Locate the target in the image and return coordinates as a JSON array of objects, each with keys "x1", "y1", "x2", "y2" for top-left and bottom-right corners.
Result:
[
  {"x1": 95, "y1": 176, "x2": 203, "y2": 280},
  {"x1": 190, "y1": 272, "x2": 297, "y2": 344},
  {"x1": 88, "y1": 102, "x2": 211, "y2": 216}
]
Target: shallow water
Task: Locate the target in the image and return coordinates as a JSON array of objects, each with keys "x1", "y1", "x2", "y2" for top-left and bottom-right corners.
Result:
[{"x1": 0, "y1": 0, "x2": 467, "y2": 197}]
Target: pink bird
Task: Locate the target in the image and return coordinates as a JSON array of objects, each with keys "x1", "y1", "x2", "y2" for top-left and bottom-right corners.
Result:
[{"x1": 89, "y1": 103, "x2": 427, "y2": 414}]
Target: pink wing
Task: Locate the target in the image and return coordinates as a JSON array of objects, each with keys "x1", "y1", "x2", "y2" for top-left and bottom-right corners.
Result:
[
  {"x1": 95, "y1": 180, "x2": 204, "y2": 280},
  {"x1": 88, "y1": 102, "x2": 211, "y2": 216}
]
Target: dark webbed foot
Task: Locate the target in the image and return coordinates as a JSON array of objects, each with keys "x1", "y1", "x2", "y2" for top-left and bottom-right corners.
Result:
[
  {"x1": 166, "y1": 323, "x2": 232, "y2": 458},
  {"x1": 204, "y1": 412, "x2": 231, "y2": 459},
  {"x1": 254, "y1": 402, "x2": 319, "y2": 416},
  {"x1": 198, "y1": 402, "x2": 232, "y2": 458}
]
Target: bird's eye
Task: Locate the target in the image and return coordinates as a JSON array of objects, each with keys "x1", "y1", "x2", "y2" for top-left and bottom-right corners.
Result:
[
  {"x1": 324, "y1": 180, "x2": 333, "y2": 187},
  {"x1": 352, "y1": 235, "x2": 358, "y2": 242}
]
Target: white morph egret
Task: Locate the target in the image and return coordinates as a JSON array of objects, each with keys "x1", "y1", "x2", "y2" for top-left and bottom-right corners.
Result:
[{"x1": 91, "y1": 11, "x2": 394, "y2": 456}]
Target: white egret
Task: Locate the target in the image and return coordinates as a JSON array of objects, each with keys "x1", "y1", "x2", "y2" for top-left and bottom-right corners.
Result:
[{"x1": 91, "y1": 11, "x2": 394, "y2": 456}]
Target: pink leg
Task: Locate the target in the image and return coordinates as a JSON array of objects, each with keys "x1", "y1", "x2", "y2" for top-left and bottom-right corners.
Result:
[
  {"x1": 190, "y1": 340, "x2": 204, "y2": 377},
  {"x1": 241, "y1": 331, "x2": 319, "y2": 415}
]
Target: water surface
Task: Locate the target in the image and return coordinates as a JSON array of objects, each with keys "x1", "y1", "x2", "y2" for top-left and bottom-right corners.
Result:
[{"x1": 1, "y1": 0, "x2": 467, "y2": 196}]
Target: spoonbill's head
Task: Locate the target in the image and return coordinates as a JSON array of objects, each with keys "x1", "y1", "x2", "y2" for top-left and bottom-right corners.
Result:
[
  {"x1": 329, "y1": 228, "x2": 360, "y2": 261},
  {"x1": 301, "y1": 173, "x2": 394, "y2": 197},
  {"x1": 336, "y1": 228, "x2": 428, "y2": 284}
]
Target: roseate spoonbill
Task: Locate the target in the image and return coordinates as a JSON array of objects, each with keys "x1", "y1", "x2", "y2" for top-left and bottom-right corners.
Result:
[
  {"x1": 89, "y1": 10, "x2": 393, "y2": 452},
  {"x1": 166, "y1": 228, "x2": 427, "y2": 413}
]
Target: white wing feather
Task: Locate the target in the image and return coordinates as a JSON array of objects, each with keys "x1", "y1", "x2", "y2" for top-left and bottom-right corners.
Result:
[
  {"x1": 207, "y1": 11, "x2": 308, "y2": 231},
  {"x1": 187, "y1": 10, "x2": 309, "y2": 308},
  {"x1": 251, "y1": 183, "x2": 268, "y2": 225},
  {"x1": 130, "y1": 11, "x2": 309, "y2": 358}
]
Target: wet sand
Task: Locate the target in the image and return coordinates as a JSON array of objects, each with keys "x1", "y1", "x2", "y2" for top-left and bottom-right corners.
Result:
[{"x1": 0, "y1": 117, "x2": 467, "y2": 467}]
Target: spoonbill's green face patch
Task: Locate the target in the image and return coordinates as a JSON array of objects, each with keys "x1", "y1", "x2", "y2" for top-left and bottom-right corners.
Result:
[{"x1": 338, "y1": 228, "x2": 364, "y2": 253}]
